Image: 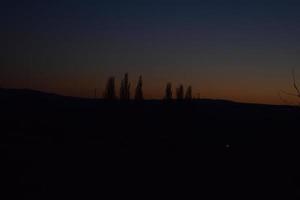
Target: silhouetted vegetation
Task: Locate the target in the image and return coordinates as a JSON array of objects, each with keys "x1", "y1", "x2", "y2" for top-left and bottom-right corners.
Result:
[
  {"x1": 120, "y1": 73, "x2": 131, "y2": 100},
  {"x1": 103, "y1": 77, "x2": 116, "y2": 100},
  {"x1": 185, "y1": 86, "x2": 192, "y2": 100},
  {"x1": 292, "y1": 69, "x2": 300, "y2": 99},
  {"x1": 102, "y1": 74, "x2": 196, "y2": 102},
  {"x1": 176, "y1": 84, "x2": 184, "y2": 100},
  {"x1": 164, "y1": 82, "x2": 173, "y2": 101},
  {"x1": 279, "y1": 69, "x2": 300, "y2": 105},
  {"x1": 135, "y1": 76, "x2": 144, "y2": 101}
]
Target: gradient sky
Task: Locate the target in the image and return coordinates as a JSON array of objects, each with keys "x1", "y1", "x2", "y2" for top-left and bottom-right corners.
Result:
[{"x1": 1, "y1": 0, "x2": 300, "y2": 104}]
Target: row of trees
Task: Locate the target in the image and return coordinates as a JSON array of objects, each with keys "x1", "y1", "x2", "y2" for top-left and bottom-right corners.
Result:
[
  {"x1": 103, "y1": 73, "x2": 193, "y2": 101},
  {"x1": 164, "y1": 83, "x2": 192, "y2": 100}
]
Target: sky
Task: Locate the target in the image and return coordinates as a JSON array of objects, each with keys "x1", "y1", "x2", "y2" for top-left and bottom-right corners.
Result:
[{"x1": 1, "y1": 0, "x2": 300, "y2": 104}]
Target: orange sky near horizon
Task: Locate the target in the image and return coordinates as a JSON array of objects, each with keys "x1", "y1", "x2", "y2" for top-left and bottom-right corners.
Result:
[
  {"x1": 2, "y1": 1, "x2": 300, "y2": 106},
  {"x1": 2, "y1": 70, "x2": 299, "y2": 105}
]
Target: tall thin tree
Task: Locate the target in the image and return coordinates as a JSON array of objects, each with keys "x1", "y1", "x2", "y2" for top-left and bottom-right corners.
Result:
[
  {"x1": 103, "y1": 77, "x2": 116, "y2": 100},
  {"x1": 135, "y1": 76, "x2": 144, "y2": 101},
  {"x1": 120, "y1": 73, "x2": 131, "y2": 100},
  {"x1": 185, "y1": 86, "x2": 192, "y2": 100},
  {"x1": 292, "y1": 69, "x2": 300, "y2": 98},
  {"x1": 176, "y1": 84, "x2": 184, "y2": 100},
  {"x1": 278, "y1": 69, "x2": 300, "y2": 105},
  {"x1": 164, "y1": 82, "x2": 173, "y2": 100}
]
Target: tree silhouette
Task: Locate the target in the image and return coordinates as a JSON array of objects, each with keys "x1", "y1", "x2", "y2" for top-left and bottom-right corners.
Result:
[
  {"x1": 279, "y1": 69, "x2": 300, "y2": 105},
  {"x1": 176, "y1": 84, "x2": 184, "y2": 100},
  {"x1": 292, "y1": 69, "x2": 300, "y2": 98},
  {"x1": 282, "y1": 69, "x2": 300, "y2": 97},
  {"x1": 120, "y1": 73, "x2": 131, "y2": 100},
  {"x1": 103, "y1": 77, "x2": 116, "y2": 100},
  {"x1": 135, "y1": 76, "x2": 144, "y2": 101},
  {"x1": 164, "y1": 82, "x2": 173, "y2": 100},
  {"x1": 185, "y1": 86, "x2": 192, "y2": 100}
]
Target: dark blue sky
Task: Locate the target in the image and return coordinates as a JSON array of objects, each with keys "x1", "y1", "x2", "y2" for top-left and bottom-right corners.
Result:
[{"x1": 1, "y1": 0, "x2": 300, "y2": 103}]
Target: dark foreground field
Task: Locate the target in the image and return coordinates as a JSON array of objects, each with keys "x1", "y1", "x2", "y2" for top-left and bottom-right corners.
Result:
[{"x1": 1, "y1": 88, "x2": 300, "y2": 199}]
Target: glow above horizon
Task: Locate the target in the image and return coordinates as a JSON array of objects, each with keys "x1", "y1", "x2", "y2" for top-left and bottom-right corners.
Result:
[{"x1": 1, "y1": 0, "x2": 300, "y2": 105}]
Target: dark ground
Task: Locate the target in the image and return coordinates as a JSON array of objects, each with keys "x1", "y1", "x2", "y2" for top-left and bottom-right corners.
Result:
[{"x1": 1, "y1": 88, "x2": 300, "y2": 199}]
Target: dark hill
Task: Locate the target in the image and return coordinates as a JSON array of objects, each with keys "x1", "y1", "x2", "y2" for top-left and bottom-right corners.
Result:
[{"x1": 1, "y1": 88, "x2": 300, "y2": 199}]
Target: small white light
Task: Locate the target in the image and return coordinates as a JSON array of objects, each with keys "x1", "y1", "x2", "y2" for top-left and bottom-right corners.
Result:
[{"x1": 226, "y1": 144, "x2": 230, "y2": 148}]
